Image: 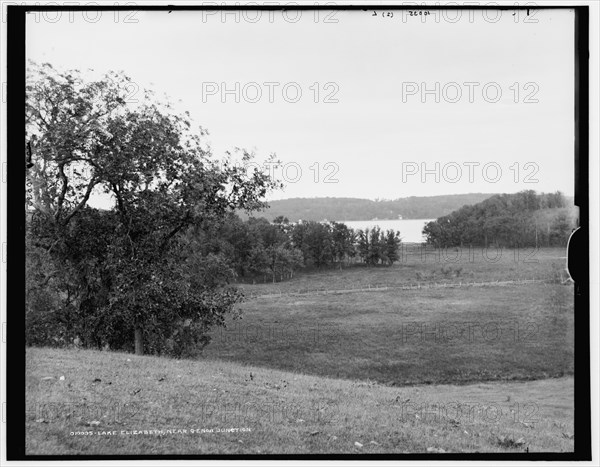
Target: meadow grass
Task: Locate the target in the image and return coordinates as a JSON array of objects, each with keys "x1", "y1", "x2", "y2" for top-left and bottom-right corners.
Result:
[
  {"x1": 206, "y1": 283, "x2": 573, "y2": 386},
  {"x1": 235, "y1": 247, "x2": 569, "y2": 296},
  {"x1": 206, "y1": 247, "x2": 573, "y2": 386},
  {"x1": 26, "y1": 347, "x2": 574, "y2": 455}
]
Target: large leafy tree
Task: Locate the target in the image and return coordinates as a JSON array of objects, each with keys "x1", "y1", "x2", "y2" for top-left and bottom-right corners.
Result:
[{"x1": 26, "y1": 62, "x2": 281, "y2": 355}]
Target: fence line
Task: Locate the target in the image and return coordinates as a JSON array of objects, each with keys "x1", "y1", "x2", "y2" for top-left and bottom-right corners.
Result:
[{"x1": 244, "y1": 278, "x2": 568, "y2": 300}]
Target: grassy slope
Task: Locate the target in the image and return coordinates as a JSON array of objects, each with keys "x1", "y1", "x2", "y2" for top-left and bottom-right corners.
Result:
[{"x1": 26, "y1": 347, "x2": 574, "y2": 455}]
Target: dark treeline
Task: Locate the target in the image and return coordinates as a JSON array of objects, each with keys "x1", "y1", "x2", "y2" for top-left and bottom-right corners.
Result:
[
  {"x1": 422, "y1": 191, "x2": 575, "y2": 248},
  {"x1": 240, "y1": 193, "x2": 495, "y2": 222},
  {"x1": 202, "y1": 214, "x2": 402, "y2": 283}
]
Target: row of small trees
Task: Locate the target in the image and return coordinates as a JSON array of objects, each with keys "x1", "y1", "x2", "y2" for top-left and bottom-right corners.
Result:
[
  {"x1": 197, "y1": 215, "x2": 402, "y2": 283},
  {"x1": 356, "y1": 227, "x2": 402, "y2": 266}
]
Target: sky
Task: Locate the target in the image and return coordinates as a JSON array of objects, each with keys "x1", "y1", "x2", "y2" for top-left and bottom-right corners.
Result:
[{"x1": 26, "y1": 7, "x2": 576, "y2": 202}]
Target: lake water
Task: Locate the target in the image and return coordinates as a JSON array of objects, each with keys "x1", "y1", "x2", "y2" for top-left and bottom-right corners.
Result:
[{"x1": 341, "y1": 219, "x2": 435, "y2": 243}]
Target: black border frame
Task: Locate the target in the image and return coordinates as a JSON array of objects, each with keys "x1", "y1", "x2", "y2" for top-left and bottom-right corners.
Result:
[{"x1": 5, "y1": 4, "x2": 591, "y2": 461}]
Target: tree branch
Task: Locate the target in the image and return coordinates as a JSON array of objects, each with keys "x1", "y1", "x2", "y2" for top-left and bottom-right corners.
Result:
[
  {"x1": 62, "y1": 177, "x2": 97, "y2": 226},
  {"x1": 55, "y1": 163, "x2": 69, "y2": 222},
  {"x1": 159, "y1": 211, "x2": 192, "y2": 252}
]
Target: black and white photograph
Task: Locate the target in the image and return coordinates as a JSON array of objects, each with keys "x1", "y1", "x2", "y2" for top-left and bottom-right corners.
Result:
[{"x1": 2, "y1": 1, "x2": 597, "y2": 462}]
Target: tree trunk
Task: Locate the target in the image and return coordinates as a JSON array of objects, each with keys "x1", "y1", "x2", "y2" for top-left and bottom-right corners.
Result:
[{"x1": 134, "y1": 326, "x2": 144, "y2": 355}]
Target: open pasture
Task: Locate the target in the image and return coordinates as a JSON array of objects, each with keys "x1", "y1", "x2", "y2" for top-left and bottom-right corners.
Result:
[
  {"x1": 206, "y1": 282, "x2": 573, "y2": 386},
  {"x1": 236, "y1": 247, "x2": 570, "y2": 297}
]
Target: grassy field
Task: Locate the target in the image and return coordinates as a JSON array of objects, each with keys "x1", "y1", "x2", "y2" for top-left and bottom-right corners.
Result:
[
  {"x1": 26, "y1": 347, "x2": 574, "y2": 455},
  {"x1": 205, "y1": 248, "x2": 573, "y2": 386},
  {"x1": 206, "y1": 284, "x2": 573, "y2": 386},
  {"x1": 235, "y1": 247, "x2": 569, "y2": 296}
]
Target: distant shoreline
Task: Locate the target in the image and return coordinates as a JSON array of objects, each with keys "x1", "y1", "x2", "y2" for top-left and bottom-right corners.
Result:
[{"x1": 243, "y1": 193, "x2": 499, "y2": 222}]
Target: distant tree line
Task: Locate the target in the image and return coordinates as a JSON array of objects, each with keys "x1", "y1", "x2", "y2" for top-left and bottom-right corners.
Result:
[
  {"x1": 199, "y1": 215, "x2": 402, "y2": 283},
  {"x1": 422, "y1": 191, "x2": 574, "y2": 248},
  {"x1": 240, "y1": 193, "x2": 497, "y2": 222}
]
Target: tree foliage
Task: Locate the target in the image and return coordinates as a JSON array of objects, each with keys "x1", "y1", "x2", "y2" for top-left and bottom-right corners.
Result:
[
  {"x1": 26, "y1": 62, "x2": 280, "y2": 355},
  {"x1": 201, "y1": 216, "x2": 401, "y2": 279},
  {"x1": 422, "y1": 190, "x2": 575, "y2": 248}
]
